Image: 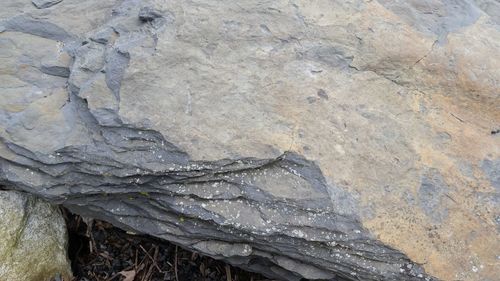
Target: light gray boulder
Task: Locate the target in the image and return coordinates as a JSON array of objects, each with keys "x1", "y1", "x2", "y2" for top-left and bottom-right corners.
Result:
[{"x1": 0, "y1": 190, "x2": 72, "y2": 281}]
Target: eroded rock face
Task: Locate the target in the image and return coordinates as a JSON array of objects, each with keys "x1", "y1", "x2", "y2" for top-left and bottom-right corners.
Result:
[
  {"x1": 0, "y1": 0, "x2": 499, "y2": 280},
  {"x1": 0, "y1": 190, "x2": 71, "y2": 281}
]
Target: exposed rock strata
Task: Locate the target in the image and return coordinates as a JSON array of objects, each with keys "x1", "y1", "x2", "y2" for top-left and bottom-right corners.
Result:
[{"x1": 0, "y1": 0, "x2": 499, "y2": 280}]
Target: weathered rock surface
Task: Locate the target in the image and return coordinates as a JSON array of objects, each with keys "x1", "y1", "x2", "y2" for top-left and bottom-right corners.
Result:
[
  {"x1": 0, "y1": 190, "x2": 71, "y2": 281},
  {"x1": 32, "y1": 0, "x2": 63, "y2": 9},
  {"x1": 0, "y1": 0, "x2": 499, "y2": 280}
]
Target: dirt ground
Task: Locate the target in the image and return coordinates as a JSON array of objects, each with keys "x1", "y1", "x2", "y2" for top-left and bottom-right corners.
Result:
[{"x1": 62, "y1": 209, "x2": 275, "y2": 281}]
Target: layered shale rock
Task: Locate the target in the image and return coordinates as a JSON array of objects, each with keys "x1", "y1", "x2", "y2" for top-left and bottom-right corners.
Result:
[
  {"x1": 0, "y1": 0, "x2": 499, "y2": 280},
  {"x1": 0, "y1": 190, "x2": 71, "y2": 281}
]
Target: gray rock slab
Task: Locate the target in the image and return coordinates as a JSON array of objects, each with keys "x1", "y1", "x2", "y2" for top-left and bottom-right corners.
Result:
[{"x1": 0, "y1": 0, "x2": 499, "y2": 280}]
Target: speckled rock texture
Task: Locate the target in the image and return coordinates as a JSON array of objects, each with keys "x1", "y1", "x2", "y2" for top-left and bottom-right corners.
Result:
[
  {"x1": 0, "y1": 190, "x2": 72, "y2": 281},
  {"x1": 0, "y1": 0, "x2": 498, "y2": 280}
]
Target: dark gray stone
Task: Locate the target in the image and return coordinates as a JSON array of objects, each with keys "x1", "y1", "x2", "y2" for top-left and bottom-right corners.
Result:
[
  {"x1": 3, "y1": 15, "x2": 73, "y2": 42},
  {"x1": 40, "y1": 65, "x2": 70, "y2": 78}
]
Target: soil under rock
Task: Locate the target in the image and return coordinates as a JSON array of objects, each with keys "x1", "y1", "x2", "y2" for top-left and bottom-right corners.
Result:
[{"x1": 62, "y1": 209, "x2": 275, "y2": 281}]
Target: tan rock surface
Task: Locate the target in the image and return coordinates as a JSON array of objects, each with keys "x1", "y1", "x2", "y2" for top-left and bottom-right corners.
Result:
[
  {"x1": 0, "y1": 0, "x2": 498, "y2": 280},
  {"x1": 118, "y1": 2, "x2": 499, "y2": 279}
]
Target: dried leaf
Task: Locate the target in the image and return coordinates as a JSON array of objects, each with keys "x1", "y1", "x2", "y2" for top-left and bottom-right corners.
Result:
[{"x1": 119, "y1": 269, "x2": 136, "y2": 281}]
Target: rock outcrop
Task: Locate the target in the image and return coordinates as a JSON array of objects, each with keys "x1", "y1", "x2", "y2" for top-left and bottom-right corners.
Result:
[
  {"x1": 0, "y1": 190, "x2": 72, "y2": 281},
  {"x1": 0, "y1": 0, "x2": 499, "y2": 280}
]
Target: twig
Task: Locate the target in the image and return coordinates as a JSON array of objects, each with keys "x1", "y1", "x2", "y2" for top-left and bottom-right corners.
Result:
[
  {"x1": 139, "y1": 245, "x2": 162, "y2": 272},
  {"x1": 142, "y1": 261, "x2": 154, "y2": 281},
  {"x1": 135, "y1": 248, "x2": 138, "y2": 268},
  {"x1": 174, "y1": 246, "x2": 179, "y2": 281},
  {"x1": 85, "y1": 219, "x2": 97, "y2": 254},
  {"x1": 153, "y1": 246, "x2": 160, "y2": 271},
  {"x1": 226, "y1": 264, "x2": 232, "y2": 281}
]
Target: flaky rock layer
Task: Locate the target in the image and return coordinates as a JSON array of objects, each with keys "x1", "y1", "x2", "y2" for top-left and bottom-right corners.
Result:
[{"x1": 1, "y1": 0, "x2": 499, "y2": 280}]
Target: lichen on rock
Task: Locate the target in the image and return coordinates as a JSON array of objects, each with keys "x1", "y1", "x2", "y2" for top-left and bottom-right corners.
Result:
[{"x1": 0, "y1": 190, "x2": 71, "y2": 281}]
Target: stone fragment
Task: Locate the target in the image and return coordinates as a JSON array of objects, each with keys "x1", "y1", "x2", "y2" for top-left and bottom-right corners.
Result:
[
  {"x1": 41, "y1": 52, "x2": 72, "y2": 77},
  {"x1": 0, "y1": 190, "x2": 72, "y2": 281},
  {"x1": 3, "y1": 15, "x2": 73, "y2": 41}
]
